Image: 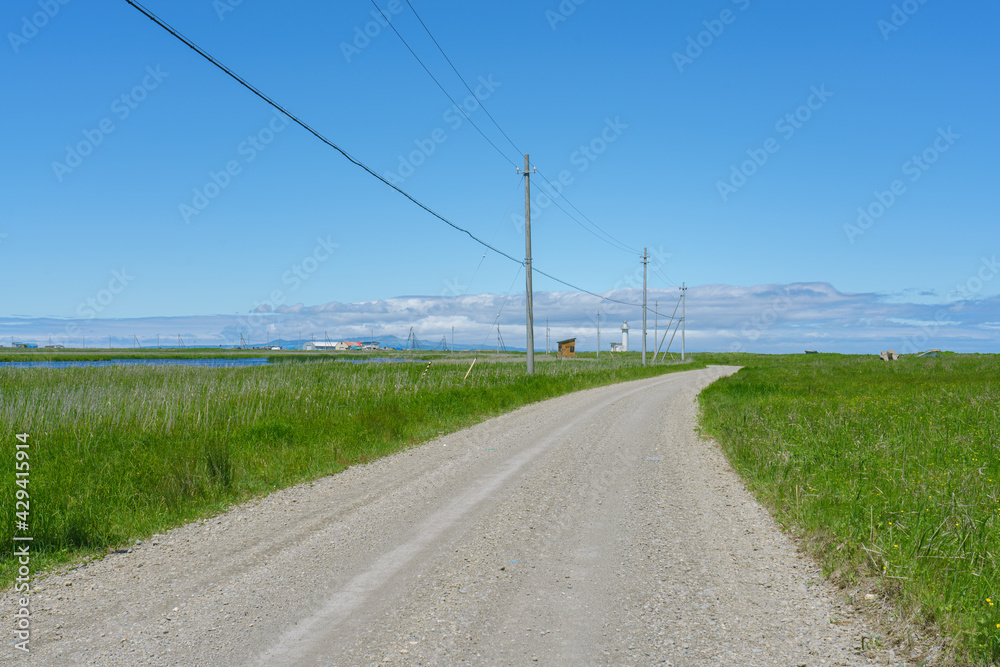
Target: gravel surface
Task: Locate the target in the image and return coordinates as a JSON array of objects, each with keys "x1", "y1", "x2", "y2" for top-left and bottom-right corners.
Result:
[{"x1": 4, "y1": 366, "x2": 894, "y2": 665}]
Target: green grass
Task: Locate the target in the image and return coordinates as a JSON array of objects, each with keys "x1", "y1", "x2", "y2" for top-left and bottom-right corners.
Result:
[
  {"x1": 0, "y1": 353, "x2": 702, "y2": 586},
  {"x1": 697, "y1": 352, "x2": 1000, "y2": 664},
  {"x1": 0, "y1": 347, "x2": 270, "y2": 362}
]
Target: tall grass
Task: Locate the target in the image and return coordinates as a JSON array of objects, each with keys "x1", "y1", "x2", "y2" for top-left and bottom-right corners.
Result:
[
  {"x1": 698, "y1": 353, "x2": 1000, "y2": 664},
  {"x1": 0, "y1": 354, "x2": 701, "y2": 585}
]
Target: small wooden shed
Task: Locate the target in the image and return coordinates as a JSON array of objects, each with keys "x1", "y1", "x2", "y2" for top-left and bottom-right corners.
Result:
[{"x1": 557, "y1": 338, "x2": 576, "y2": 358}]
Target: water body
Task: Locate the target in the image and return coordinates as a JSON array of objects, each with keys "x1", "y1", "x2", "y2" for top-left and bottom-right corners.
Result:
[
  {"x1": 0, "y1": 357, "x2": 420, "y2": 369},
  {"x1": 0, "y1": 358, "x2": 271, "y2": 369}
]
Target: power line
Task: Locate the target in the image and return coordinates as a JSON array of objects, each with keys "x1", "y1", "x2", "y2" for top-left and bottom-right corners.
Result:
[
  {"x1": 482, "y1": 264, "x2": 523, "y2": 347},
  {"x1": 463, "y1": 176, "x2": 525, "y2": 296},
  {"x1": 652, "y1": 264, "x2": 679, "y2": 288},
  {"x1": 530, "y1": 266, "x2": 641, "y2": 309},
  {"x1": 124, "y1": 1, "x2": 655, "y2": 317},
  {"x1": 124, "y1": 0, "x2": 522, "y2": 267},
  {"x1": 534, "y1": 167, "x2": 639, "y2": 254},
  {"x1": 401, "y1": 0, "x2": 522, "y2": 160},
  {"x1": 394, "y1": 1, "x2": 639, "y2": 256},
  {"x1": 371, "y1": 0, "x2": 517, "y2": 169},
  {"x1": 532, "y1": 175, "x2": 638, "y2": 255}
]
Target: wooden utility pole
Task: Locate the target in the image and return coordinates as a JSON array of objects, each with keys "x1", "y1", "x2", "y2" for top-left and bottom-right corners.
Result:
[
  {"x1": 596, "y1": 311, "x2": 600, "y2": 358},
  {"x1": 681, "y1": 282, "x2": 687, "y2": 361},
  {"x1": 517, "y1": 154, "x2": 536, "y2": 375},
  {"x1": 642, "y1": 247, "x2": 648, "y2": 366}
]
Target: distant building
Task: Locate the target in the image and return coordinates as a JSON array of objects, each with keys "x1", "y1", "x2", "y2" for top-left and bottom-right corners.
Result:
[
  {"x1": 302, "y1": 341, "x2": 364, "y2": 351},
  {"x1": 610, "y1": 342, "x2": 624, "y2": 352},
  {"x1": 557, "y1": 338, "x2": 576, "y2": 358},
  {"x1": 302, "y1": 341, "x2": 338, "y2": 351}
]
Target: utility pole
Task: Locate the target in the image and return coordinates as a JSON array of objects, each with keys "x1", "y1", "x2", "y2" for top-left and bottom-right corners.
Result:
[
  {"x1": 681, "y1": 282, "x2": 687, "y2": 361},
  {"x1": 654, "y1": 299, "x2": 658, "y2": 364},
  {"x1": 517, "y1": 154, "x2": 536, "y2": 375},
  {"x1": 451, "y1": 325, "x2": 454, "y2": 353},
  {"x1": 642, "y1": 247, "x2": 648, "y2": 366},
  {"x1": 596, "y1": 311, "x2": 600, "y2": 359}
]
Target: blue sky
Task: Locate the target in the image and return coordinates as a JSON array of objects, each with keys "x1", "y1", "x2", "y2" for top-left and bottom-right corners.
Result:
[{"x1": 2, "y1": 0, "x2": 998, "y2": 352}]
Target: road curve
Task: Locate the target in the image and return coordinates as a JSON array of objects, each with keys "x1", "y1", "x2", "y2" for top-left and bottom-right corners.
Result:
[{"x1": 4, "y1": 366, "x2": 884, "y2": 665}]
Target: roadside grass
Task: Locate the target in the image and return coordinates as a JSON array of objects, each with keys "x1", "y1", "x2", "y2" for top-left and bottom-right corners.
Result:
[
  {"x1": 0, "y1": 354, "x2": 703, "y2": 586},
  {"x1": 697, "y1": 352, "x2": 1000, "y2": 664}
]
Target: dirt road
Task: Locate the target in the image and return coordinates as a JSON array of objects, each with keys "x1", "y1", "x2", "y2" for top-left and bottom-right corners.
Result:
[{"x1": 4, "y1": 366, "x2": 884, "y2": 665}]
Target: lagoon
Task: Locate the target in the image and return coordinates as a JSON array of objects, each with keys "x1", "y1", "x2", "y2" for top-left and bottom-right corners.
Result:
[{"x1": 0, "y1": 358, "x2": 271, "y2": 369}]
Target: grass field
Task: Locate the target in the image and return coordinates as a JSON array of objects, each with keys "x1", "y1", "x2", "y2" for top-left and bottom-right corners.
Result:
[
  {"x1": 0, "y1": 352, "x2": 699, "y2": 586},
  {"x1": 698, "y1": 352, "x2": 1000, "y2": 664}
]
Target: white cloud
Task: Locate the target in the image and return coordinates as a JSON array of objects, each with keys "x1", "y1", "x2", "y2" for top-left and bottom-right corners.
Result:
[{"x1": 3, "y1": 282, "x2": 998, "y2": 353}]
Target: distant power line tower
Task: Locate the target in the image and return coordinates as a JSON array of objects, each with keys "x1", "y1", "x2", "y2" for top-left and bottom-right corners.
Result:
[{"x1": 408, "y1": 327, "x2": 423, "y2": 351}]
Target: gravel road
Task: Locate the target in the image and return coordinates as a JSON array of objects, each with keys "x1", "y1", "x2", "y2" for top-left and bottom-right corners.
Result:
[{"x1": 4, "y1": 366, "x2": 890, "y2": 665}]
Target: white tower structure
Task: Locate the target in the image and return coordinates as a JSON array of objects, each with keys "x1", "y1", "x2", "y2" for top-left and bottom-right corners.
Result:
[{"x1": 621, "y1": 320, "x2": 629, "y2": 352}]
